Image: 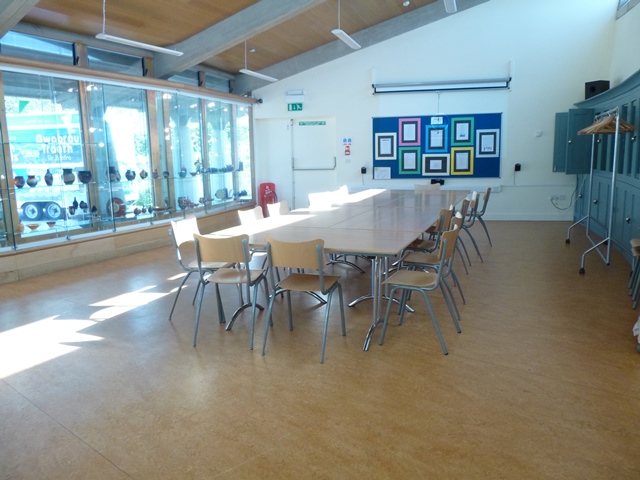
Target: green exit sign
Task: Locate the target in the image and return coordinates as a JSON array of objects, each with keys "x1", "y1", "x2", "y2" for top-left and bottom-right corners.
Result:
[{"x1": 287, "y1": 103, "x2": 303, "y2": 111}]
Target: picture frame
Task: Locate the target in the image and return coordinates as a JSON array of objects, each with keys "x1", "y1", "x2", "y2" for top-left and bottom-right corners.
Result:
[
  {"x1": 425, "y1": 125, "x2": 448, "y2": 152},
  {"x1": 476, "y1": 129, "x2": 500, "y2": 157},
  {"x1": 399, "y1": 118, "x2": 421, "y2": 146},
  {"x1": 451, "y1": 117, "x2": 474, "y2": 146},
  {"x1": 422, "y1": 154, "x2": 450, "y2": 176},
  {"x1": 399, "y1": 147, "x2": 421, "y2": 174},
  {"x1": 451, "y1": 147, "x2": 474, "y2": 175},
  {"x1": 374, "y1": 132, "x2": 397, "y2": 160}
]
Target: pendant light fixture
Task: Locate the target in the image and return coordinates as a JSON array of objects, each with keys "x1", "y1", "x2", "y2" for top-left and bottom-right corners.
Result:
[
  {"x1": 95, "y1": 0, "x2": 183, "y2": 56},
  {"x1": 332, "y1": 0, "x2": 361, "y2": 50},
  {"x1": 239, "y1": 41, "x2": 278, "y2": 82},
  {"x1": 444, "y1": 0, "x2": 458, "y2": 14}
]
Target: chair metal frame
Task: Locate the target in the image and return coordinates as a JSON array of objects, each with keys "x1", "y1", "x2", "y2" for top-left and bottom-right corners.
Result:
[
  {"x1": 262, "y1": 237, "x2": 346, "y2": 363},
  {"x1": 193, "y1": 233, "x2": 267, "y2": 348},
  {"x1": 379, "y1": 229, "x2": 461, "y2": 355}
]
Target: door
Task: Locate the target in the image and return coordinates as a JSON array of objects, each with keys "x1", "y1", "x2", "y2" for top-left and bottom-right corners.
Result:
[{"x1": 291, "y1": 117, "x2": 337, "y2": 209}]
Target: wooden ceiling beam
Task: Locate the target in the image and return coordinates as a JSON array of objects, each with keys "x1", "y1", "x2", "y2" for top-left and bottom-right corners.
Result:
[
  {"x1": 234, "y1": 0, "x2": 489, "y2": 94},
  {"x1": 153, "y1": 0, "x2": 328, "y2": 80},
  {"x1": 0, "y1": 0, "x2": 40, "y2": 38}
]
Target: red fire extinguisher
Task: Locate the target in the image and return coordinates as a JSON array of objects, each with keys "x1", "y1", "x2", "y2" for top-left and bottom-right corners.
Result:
[{"x1": 259, "y1": 182, "x2": 277, "y2": 217}]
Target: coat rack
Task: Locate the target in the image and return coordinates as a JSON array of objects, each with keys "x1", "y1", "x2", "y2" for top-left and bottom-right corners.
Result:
[{"x1": 566, "y1": 107, "x2": 636, "y2": 273}]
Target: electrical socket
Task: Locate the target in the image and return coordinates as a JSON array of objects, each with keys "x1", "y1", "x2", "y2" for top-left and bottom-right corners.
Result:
[{"x1": 549, "y1": 194, "x2": 566, "y2": 201}]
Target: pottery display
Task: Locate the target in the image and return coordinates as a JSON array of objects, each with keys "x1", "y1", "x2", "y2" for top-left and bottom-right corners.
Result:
[
  {"x1": 179, "y1": 166, "x2": 187, "y2": 178},
  {"x1": 133, "y1": 207, "x2": 141, "y2": 216},
  {"x1": 108, "y1": 166, "x2": 120, "y2": 182},
  {"x1": 152, "y1": 169, "x2": 159, "y2": 179},
  {"x1": 62, "y1": 168, "x2": 75, "y2": 185},
  {"x1": 27, "y1": 175, "x2": 39, "y2": 188},
  {"x1": 46, "y1": 221, "x2": 56, "y2": 228},
  {"x1": 68, "y1": 206, "x2": 76, "y2": 215},
  {"x1": 139, "y1": 169, "x2": 148, "y2": 180},
  {"x1": 79, "y1": 200, "x2": 88, "y2": 212},
  {"x1": 44, "y1": 169, "x2": 54, "y2": 186},
  {"x1": 26, "y1": 223, "x2": 40, "y2": 231},
  {"x1": 14, "y1": 176, "x2": 25, "y2": 188},
  {"x1": 163, "y1": 171, "x2": 170, "y2": 179},
  {"x1": 125, "y1": 169, "x2": 136, "y2": 181},
  {"x1": 78, "y1": 170, "x2": 92, "y2": 184}
]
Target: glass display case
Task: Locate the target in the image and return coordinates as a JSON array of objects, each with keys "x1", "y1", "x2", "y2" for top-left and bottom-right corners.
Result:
[{"x1": 0, "y1": 69, "x2": 254, "y2": 251}]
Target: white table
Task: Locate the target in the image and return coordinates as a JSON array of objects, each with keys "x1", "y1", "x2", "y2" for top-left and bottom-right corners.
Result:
[{"x1": 211, "y1": 188, "x2": 468, "y2": 349}]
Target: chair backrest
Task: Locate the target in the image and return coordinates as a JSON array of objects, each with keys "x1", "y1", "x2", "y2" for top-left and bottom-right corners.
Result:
[
  {"x1": 267, "y1": 200, "x2": 289, "y2": 217},
  {"x1": 458, "y1": 198, "x2": 470, "y2": 218},
  {"x1": 238, "y1": 206, "x2": 264, "y2": 224},
  {"x1": 266, "y1": 237, "x2": 325, "y2": 270},
  {"x1": 440, "y1": 226, "x2": 460, "y2": 265},
  {"x1": 434, "y1": 207, "x2": 454, "y2": 232},
  {"x1": 478, "y1": 187, "x2": 491, "y2": 216},
  {"x1": 194, "y1": 233, "x2": 251, "y2": 265},
  {"x1": 170, "y1": 216, "x2": 200, "y2": 248}
]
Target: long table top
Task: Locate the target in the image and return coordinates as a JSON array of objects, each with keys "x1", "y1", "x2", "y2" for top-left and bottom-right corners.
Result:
[{"x1": 212, "y1": 188, "x2": 468, "y2": 257}]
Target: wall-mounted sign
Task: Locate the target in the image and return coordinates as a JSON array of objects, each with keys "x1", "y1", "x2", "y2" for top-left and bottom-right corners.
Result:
[{"x1": 288, "y1": 103, "x2": 303, "y2": 111}]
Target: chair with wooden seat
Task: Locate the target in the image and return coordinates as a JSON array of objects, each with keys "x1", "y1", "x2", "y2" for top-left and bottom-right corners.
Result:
[
  {"x1": 399, "y1": 214, "x2": 466, "y2": 318},
  {"x1": 192, "y1": 233, "x2": 267, "y2": 348},
  {"x1": 629, "y1": 238, "x2": 640, "y2": 308},
  {"x1": 262, "y1": 236, "x2": 346, "y2": 363},
  {"x1": 379, "y1": 228, "x2": 461, "y2": 355},
  {"x1": 462, "y1": 191, "x2": 484, "y2": 263},
  {"x1": 472, "y1": 187, "x2": 493, "y2": 247},
  {"x1": 403, "y1": 206, "x2": 454, "y2": 255},
  {"x1": 167, "y1": 217, "x2": 229, "y2": 321}
]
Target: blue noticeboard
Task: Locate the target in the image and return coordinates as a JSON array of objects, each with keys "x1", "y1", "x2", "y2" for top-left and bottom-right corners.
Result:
[{"x1": 372, "y1": 113, "x2": 502, "y2": 179}]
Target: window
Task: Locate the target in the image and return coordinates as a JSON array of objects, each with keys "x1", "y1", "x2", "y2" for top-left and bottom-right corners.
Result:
[
  {"x1": 87, "y1": 47, "x2": 144, "y2": 76},
  {"x1": 0, "y1": 32, "x2": 74, "y2": 65}
]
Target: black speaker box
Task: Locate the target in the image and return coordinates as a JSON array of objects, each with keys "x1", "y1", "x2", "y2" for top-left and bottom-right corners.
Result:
[{"x1": 585, "y1": 80, "x2": 609, "y2": 99}]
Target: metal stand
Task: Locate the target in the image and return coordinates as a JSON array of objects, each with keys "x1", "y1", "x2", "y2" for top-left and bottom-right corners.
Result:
[{"x1": 566, "y1": 108, "x2": 620, "y2": 274}]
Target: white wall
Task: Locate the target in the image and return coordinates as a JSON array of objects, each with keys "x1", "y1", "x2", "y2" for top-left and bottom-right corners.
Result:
[
  {"x1": 610, "y1": 4, "x2": 640, "y2": 86},
  {"x1": 252, "y1": 0, "x2": 622, "y2": 220}
]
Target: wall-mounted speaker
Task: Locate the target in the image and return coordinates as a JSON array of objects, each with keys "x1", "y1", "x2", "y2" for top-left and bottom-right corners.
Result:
[{"x1": 585, "y1": 80, "x2": 609, "y2": 100}]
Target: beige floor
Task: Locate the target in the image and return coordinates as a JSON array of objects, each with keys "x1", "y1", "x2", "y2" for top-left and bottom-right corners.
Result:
[{"x1": 1, "y1": 221, "x2": 639, "y2": 479}]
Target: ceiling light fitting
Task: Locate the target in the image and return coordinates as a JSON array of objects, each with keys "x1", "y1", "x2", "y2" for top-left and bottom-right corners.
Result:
[
  {"x1": 332, "y1": 0, "x2": 361, "y2": 50},
  {"x1": 96, "y1": 0, "x2": 183, "y2": 56},
  {"x1": 372, "y1": 78, "x2": 511, "y2": 94},
  {"x1": 444, "y1": 0, "x2": 457, "y2": 14},
  {"x1": 240, "y1": 41, "x2": 278, "y2": 83}
]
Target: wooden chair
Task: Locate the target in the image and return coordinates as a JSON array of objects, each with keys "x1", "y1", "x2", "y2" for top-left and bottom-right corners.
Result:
[
  {"x1": 192, "y1": 233, "x2": 267, "y2": 348},
  {"x1": 399, "y1": 214, "x2": 466, "y2": 318},
  {"x1": 471, "y1": 187, "x2": 493, "y2": 247},
  {"x1": 462, "y1": 192, "x2": 484, "y2": 263},
  {"x1": 379, "y1": 228, "x2": 462, "y2": 355},
  {"x1": 167, "y1": 217, "x2": 229, "y2": 321},
  {"x1": 262, "y1": 236, "x2": 346, "y2": 363}
]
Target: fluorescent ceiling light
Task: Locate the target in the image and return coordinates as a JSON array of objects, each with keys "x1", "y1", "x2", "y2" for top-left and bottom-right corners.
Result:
[
  {"x1": 97, "y1": 0, "x2": 183, "y2": 56},
  {"x1": 332, "y1": 29, "x2": 361, "y2": 50},
  {"x1": 444, "y1": 0, "x2": 457, "y2": 13},
  {"x1": 239, "y1": 68, "x2": 278, "y2": 83},
  {"x1": 95, "y1": 33, "x2": 183, "y2": 56},
  {"x1": 372, "y1": 78, "x2": 511, "y2": 94},
  {"x1": 240, "y1": 40, "x2": 278, "y2": 83},
  {"x1": 333, "y1": 0, "x2": 361, "y2": 50}
]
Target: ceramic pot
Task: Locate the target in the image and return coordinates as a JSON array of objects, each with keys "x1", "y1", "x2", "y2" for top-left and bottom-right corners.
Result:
[
  {"x1": 179, "y1": 167, "x2": 187, "y2": 178},
  {"x1": 72, "y1": 197, "x2": 79, "y2": 209},
  {"x1": 77, "y1": 170, "x2": 92, "y2": 184},
  {"x1": 27, "y1": 175, "x2": 39, "y2": 188},
  {"x1": 125, "y1": 169, "x2": 136, "y2": 181},
  {"x1": 152, "y1": 169, "x2": 159, "y2": 179},
  {"x1": 14, "y1": 176, "x2": 25, "y2": 188},
  {"x1": 139, "y1": 169, "x2": 148, "y2": 180},
  {"x1": 163, "y1": 171, "x2": 170, "y2": 179},
  {"x1": 79, "y1": 200, "x2": 88, "y2": 212},
  {"x1": 44, "y1": 169, "x2": 54, "y2": 186},
  {"x1": 108, "y1": 166, "x2": 120, "y2": 182},
  {"x1": 62, "y1": 168, "x2": 75, "y2": 185}
]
